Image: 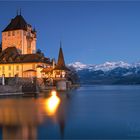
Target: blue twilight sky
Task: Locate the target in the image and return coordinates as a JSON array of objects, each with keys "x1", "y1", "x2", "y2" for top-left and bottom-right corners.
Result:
[{"x1": 0, "y1": 1, "x2": 140, "y2": 64}]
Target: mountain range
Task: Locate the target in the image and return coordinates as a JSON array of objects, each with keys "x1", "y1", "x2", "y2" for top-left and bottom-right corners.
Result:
[{"x1": 68, "y1": 61, "x2": 140, "y2": 85}]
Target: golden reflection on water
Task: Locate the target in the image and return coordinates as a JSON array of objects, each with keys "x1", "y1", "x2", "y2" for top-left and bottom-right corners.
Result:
[
  {"x1": 0, "y1": 98, "x2": 43, "y2": 140},
  {"x1": 44, "y1": 91, "x2": 60, "y2": 116},
  {"x1": 0, "y1": 91, "x2": 62, "y2": 140}
]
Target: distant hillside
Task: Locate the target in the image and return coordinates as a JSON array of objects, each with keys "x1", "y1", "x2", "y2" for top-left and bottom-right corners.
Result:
[{"x1": 68, "y1": 61, "x2": 140, "y2": 85}]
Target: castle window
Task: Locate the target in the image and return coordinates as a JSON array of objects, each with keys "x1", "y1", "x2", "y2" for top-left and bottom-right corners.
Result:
[
  {"x1": 16, "y1": 65, "x2": 19, "y2": 71},
  {"x1": 8, "y1": 31, "x2": 10, "y2": 36},
  {"x1": 9, "y1": 66, "x2": 11, "y2": 70},
  {"x1": 62, "y1": 71, "x2": 66, "y2": 78},
  {"x1": 12, "y1": 31, "x2": 15, "y2": 36},
  {"x1": 2, "y1": 66, "x2": 4, "y2": 71}
]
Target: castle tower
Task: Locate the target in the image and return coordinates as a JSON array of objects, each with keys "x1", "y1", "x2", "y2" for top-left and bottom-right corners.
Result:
[{"x1": 2, "y1": 12, "x2": 36, "y2": 54}]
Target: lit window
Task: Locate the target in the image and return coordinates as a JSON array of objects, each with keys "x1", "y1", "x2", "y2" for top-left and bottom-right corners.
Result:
[
  {"x1": 2, "y1": 66, "x2": 4, "y2": 71},
  {"x1": 8, "y1": 31, "x2": 10, "y2": 36},
  {"x1": 62, "y1": 71, "x2": 66, "y2": 78},
  {"x1": 16, "y1": 65, "x2": 19, "y2": 71},
  {"x1": 9, "y1": 66, "x2": 11, "y2": 70}
]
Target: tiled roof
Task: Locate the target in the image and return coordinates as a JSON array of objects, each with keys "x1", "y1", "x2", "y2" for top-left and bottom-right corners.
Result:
[
  {"x1": 54, "y1": 47, "x2": 70, "y2": 71},
  {"x1": 0, "y1": 47, "x2": 51, "y2": 64},
  {"x1": 3, "y1": 15, "x2": 28, "y2": 32}
]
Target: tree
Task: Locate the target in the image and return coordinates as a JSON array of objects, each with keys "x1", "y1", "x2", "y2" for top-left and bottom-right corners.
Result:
[{"x1": 36, "y1": 49, "x2": 44, "y2": 57}]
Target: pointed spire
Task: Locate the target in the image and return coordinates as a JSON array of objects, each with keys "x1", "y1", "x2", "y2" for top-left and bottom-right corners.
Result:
[
  {"x1": 57, "y1": 42, "x2": 65, "y2": 67},
  {"x1": 19, "y1": 8, "x2": 21, "y2": 15},
  {"x1": 54, "y1": 41, "x2": 70, "y2": 71}
]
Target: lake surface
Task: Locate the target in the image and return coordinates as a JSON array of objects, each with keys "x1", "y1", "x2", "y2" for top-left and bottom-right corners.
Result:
[{"x1": 0, "y1": 85, "x2": 140, "y2": 139}]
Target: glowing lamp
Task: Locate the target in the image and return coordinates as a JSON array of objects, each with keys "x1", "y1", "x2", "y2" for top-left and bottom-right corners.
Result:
[
  {"x1": 44, "y1": 90, "x2": 60, "y2": 115},
  {"x1": 51, "y1": 90, "x2": 57, "y2": 96}
]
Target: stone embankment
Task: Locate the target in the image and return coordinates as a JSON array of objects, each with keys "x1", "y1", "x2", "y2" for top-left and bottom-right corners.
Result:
[
  {"x1": 0, "y1": 85, "x2": 22, "y2": 95},
  {"x1": 0, "y1": 77, "x2": 79, "y2": 95},
  {"x1": 0, "y1": 77, "x2": 39, "y2": 95}
]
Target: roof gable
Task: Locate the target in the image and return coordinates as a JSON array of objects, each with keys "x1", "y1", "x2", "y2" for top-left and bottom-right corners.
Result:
[
  {"x1": 54, "y1": 46, "x2": 70, "y2": 71},
  {"x1": 2, "y1": 15, "x2": 28, "y2": 32},
  {"x1": 0, "y1": 47, "x2": 51, "y2": 64}
]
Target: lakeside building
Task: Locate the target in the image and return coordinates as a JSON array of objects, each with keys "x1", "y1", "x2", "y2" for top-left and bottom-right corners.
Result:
[
  {"x1": 41, "y1": 44, "x2": 70, "y2": 80},
  {"x1": 0, "y1": 12, "x2": 69, "y2": 79}
]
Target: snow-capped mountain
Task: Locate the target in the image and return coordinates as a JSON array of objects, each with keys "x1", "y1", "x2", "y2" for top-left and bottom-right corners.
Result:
[
  {"x1": 68, "y1": 61, "x2": 140, "y2": 84},
  {"x1": 68, "y1": 61, "x2": 135, "y2": 71},
  {"x1": 93, "y1": 61, "x2": 131, "y2": 71},
  {"x1": 68, "y1": 62, "x2": 88, "y2": 70}
]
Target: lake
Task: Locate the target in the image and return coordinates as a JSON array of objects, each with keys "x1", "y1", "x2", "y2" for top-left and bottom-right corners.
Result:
[{"x1": 0, "y1": 85, "x2": 140, "y2": 139}]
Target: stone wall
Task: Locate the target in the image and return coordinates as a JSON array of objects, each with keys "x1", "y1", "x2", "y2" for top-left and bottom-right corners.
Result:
[
  {"x1": 0, "y1": 85, "x2": 22, "y2": 93},
  {"x1": 0, "y1": 77, "x2": 40, "y2": 93}
]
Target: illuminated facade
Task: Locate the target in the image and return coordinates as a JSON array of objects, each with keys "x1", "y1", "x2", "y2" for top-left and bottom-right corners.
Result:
[{"x1": 0, "y1": 13, "x2": 51, "y2": 78}]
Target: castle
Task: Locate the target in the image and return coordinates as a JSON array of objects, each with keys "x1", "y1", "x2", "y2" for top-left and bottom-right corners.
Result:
[{"x1": 0, "y1": 12, "x2": 70, "y2": 80}]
